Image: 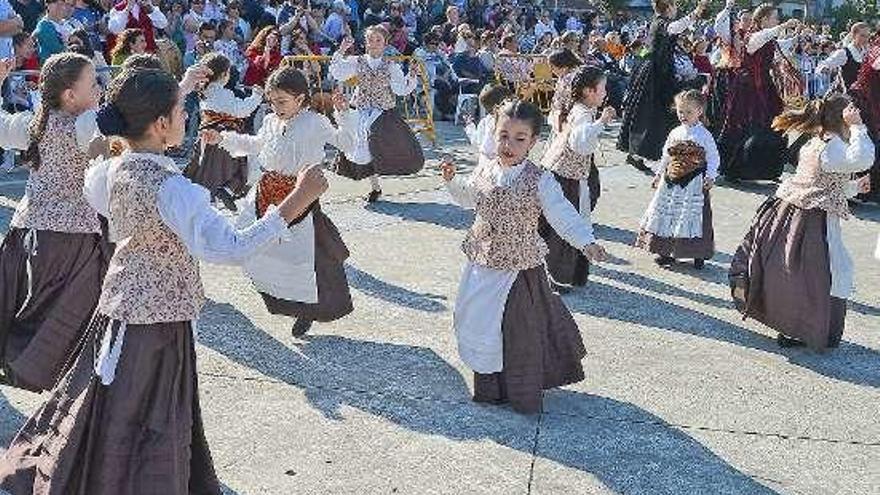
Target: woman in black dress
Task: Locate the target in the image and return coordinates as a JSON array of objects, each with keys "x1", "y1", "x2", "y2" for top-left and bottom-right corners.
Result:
[{"x1": 617, "y1": 0, "x2": 708, "y2": 173}]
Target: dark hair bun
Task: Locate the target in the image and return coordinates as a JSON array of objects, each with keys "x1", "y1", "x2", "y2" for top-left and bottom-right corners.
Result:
[{"x1": 96, "y1": 103, "x2": 127, "y2": 136}]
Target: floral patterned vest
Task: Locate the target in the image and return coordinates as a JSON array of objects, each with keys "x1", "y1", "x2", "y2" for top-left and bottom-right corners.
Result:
[
  {"x1": 462, "y1": 161, "x2": 548, "y2": 270},
  {"x1": 351, "y1": 57, "x2": 396, "y2": 111},
  {"x1": 98, "y1": 157, "x2": 205, "y2": 324},
  {"x1": 10, "y1": 112, "x2": 101, "y2": 233},
  {"x1": 775, "y1": 138, "x2": 851, "y2": 219}
]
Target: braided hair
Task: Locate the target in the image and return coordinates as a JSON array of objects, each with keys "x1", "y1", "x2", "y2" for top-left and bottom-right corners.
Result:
[{"x1": 22, "y1": 53, "x2": 94, "y2": 170}]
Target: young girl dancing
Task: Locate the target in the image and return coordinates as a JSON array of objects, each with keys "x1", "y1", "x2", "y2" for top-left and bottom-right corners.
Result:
[
  {"x1": 441, "y1": 100, "x2": 607, "y2": 414},
  {"x1": 0, "y1": 53, "x2": 106, "y2": 393},
  {"x1": 540, "y1": 66, "x2": 614, "y2": 291},
  {"x1": 729, "y1": 94, "x2": 874, "y2": 350},
  {"x1": 636, "y1": 89, "x2": 719, "y2": 269},
  {"x1": 204, "y1": 66, "x2": 356, "y2": 337},
  {"x1": 0, "y1": 67, "x2": 328, "y2": 492},
  {"x1": 329, "y1": 26, "x2": 425, "y2": 202},
  {"x1": 463, "y1": 83, "x2": 511, "y2": 163},
  {"x1": 184, "y1": 52, "x2": 262, "y2": 211}
]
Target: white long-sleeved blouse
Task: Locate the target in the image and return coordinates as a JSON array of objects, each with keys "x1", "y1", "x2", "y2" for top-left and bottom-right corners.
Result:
[
  {"x1": 201, "y1": 82, "x2": 262, "y2": 119},
  {"x1": 84, "y1": 152, "x2": 288, "y2": 266},
  {"x1": 0, "y1": 108, "x2": 97, "y2": 152}
]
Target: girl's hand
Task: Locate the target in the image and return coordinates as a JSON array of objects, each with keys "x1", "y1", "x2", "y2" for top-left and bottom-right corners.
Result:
[
  {"x1": 0, "y1": 58, "x2": 15, "y2": 85},
  {"x1": 651, "y1": 174, "x2": 661, "y2": 189},
  {"x1": 857, "y1": 175, "x2": 871, "y2": 194},
  {"x1": 843, "y1": 104, "x2": 863, "y2": 126},
  {"x1": 462, "y1": 113, "x2": 474, "y2": 126},
  {"x1": 783, "y1": 19, "x2": 800, "y2": 31},
  {"x1": 294, "y1": 164, "x2": 329, "y2": 201},
  {"x1": 331, "y1": 88, "x2": 349, "y2": 111},
  {"x1": 180, "y1": 64, "x2": 212, "y2": 94},
  {"x1": 339, "y1": 36, "x2": 354, "y2": 54},
  {"x1": 599, "y1": 107, "x2": 616, "y2": 125},
  {"x1": 583, "y1": 243, "x2": 608, "y2": 262},
  {"x1": 201, "y1": 129, "x2": 222, "y2": 145},
  {"x1": 439, "y1": 158, "x2": 456, "y2": 182},
  {"x1": 703, "y1": 176, "x2": 714, "y2": 190}
]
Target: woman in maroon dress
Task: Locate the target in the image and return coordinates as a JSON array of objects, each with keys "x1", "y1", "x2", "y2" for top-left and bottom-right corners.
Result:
[
  {"x1": 717, "y1": 4, "x2": 799, "y2": 181},
  {"x1": 849, "y1": 36, "x2": 880, "y2": 202}
]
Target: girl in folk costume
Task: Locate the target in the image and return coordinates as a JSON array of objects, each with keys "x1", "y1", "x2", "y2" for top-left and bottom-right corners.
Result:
[
  {"x1": 729, "y1": 95, "x2": 874, "y2": 350},
  {"x1": 546, "y1": 48, "x2": 582, "y2": 135},
  {"x1": 0, "y1": 68, "x2": 328, "y2": 493},
  {"x1": 0, "y1": 54, "x2": 106, "y2": 393},
  {"x1": 329, "y1": 26, "x2": 425, "y2": 203},
  {"x1": 848, "y1": 36, "x2": 880, "y2": 202},
  {"x1": 463, "y1": 83, "x2": 510, "y2": 163},
  {"x1": 440, "y1": 100, "x2": 608, "y2": 414},
  {"x1": 107, "y1": 0, "x2": 168, "y2": 53},
  {"x1": 203, "y1": 67, "x2": 356, "y2": 337},
  {"x1": 717, "y1": 5, "x2": 800, "y2": 181},
  {"x1": 815, "y1": 23, "x2": 873, "y2": 95},
  {"x1": 184, "y1": 52, "x2": 262, "y2": 211},
  {"x1": 539, "y1": 66, "x2": 615, "y2": 291},
  {"x1": 708, "y1": 0, "x2": 749, "y2": 133},
  {"x1": 636, "y1": 90, "x2": 719, "y2": 269},
  {"x1": 617, "y1": 0, "x2": 709, "y2": 172}
]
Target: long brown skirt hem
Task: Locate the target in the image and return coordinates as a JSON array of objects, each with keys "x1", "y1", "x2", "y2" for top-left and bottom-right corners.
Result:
[
  {"x1": 259, "y1": 209, "x2": 353, "y2": 322},
  {"x1": 729, "y1": 198, "x2": 841, "y2": 350},
  {"x1": 334, "y1": 110, "x2": 425, "y2": 180},
  {"x1": 540, "y1": 171, "x2": 599, "y2": 286},
  {"x1": 0, "y1": 228, "x2": 107, "y2": 392},
  {"x1": 635, "y1": 191, "x2": 715, "y2": 260},
  {"x1": 472, "y1": 266, "x2": 586, "y2": 414},
  {"x1": 0, "y1": 315, "x2": 221, "y2": 494}
]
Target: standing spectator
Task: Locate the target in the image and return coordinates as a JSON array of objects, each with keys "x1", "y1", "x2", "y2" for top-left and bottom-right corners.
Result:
[
  {"x1": 243, "y1": 24, "x2": 280, "y2": 85},
  {"x1": 534, "y1": 10, "x2": 555, "y2": 40},
  {"x1": 322, "y1": 0, "x2": 347, "y2": 45},
  {"x1": 165, "y1": 0, "x2": 186, "y2": 50},
  {"x1": 277, "y1": 0, "x2": 308, "y2": 54},
  {"x1": 107, "y1": 0, "x2": 167, "y2": 53},
  {"x1": 215, "y1": 18, "x2": 247, "y2": 78},
  {"x1": 10, "y1": 0, "x2": 41, "y2": 33},
  {"x1": 182, "y1": 0, "x2": 209, "y2": 52},
  {"x1": 70, "y1": 0, "x2": 103, "y2": 51},
  {"x1": 183, "y1": 20, "x2": 215, "y2": 67},
  {"x1": 34, "y1": 0, "x2": 74, "y2": 63},
  {"x1": 109, "y1": 26, "x2": 145, "y2": 64},
  {"x1": 0, "y1": 0, "x2": 23, "y2": 60},
  {"x1": 226, "y1": 1, "x2": 251, "y2": 42},
  {"x1": 440, "y1": 5, "x2": 459, "y2": 46}
]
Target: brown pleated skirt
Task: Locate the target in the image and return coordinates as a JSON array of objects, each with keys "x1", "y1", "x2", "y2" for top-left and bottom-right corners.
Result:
[
  {"x1": 184, "y1": 141, "x2": 249, "y2": 197},
  {"x1": 729, "y1": 197, "x2": 843, "y2": 350},
  {"x1": 334, "y1": 109, "x2": 425, "y2": 180},
  {"x1": 539, "y1": 168, "x2": 601, "y2": 287},
  {"x1": 260, "y1": 208, "x2": 354, "y2": 322},
  {"x1": 635, "y1": 191, "x2": 715, "y2": 260},
  {"x1": 0, "y1": 228, "x2": 107, "y2": 392},
  {"x1": 472, "y1": 266, "x2": 586, "y2": 414},
  {"x1": 0, "y1": 315, "x2": 221, "y2": 495}
]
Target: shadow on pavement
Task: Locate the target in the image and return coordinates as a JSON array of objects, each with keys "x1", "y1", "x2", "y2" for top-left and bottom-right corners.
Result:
[
  {"x1": 198, "y1": 301, "x2": 778, "y2": 494},
  {"x1": 0, "y1": 391, "x2": 26, "y2": 448},
  {"x1": 567, "y1": 281, "x2": 880, "y2": 388},
  {"x1": 592, "y1": 266, "x2": 731, "y2": 310},
  {"x1": 345, "y1": 264, "x2": 447, "y2": 313},
  {"x1": 365, "y1": 200, "x2": 474, "y2": 230}
]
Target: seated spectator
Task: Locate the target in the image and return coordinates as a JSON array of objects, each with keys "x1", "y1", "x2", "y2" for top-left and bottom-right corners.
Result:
[
  {"x1": 477, "y1": 31, "x2": 496, "y2": 72},
  {"x1": 67, "y1": 28, "x2": 111, "y2": 85},
  {"x1": 243, "y1": 25, "x2": 281, "y2": 86},
  {"x1": 34, "y1": 0, "x2": 74, "y2": 63},
  {"x1": 534, "y1": 10, "x2": 556, "y2": 40},
  {"x1": 451, "y1": 28, "x2": 491, "y2": 84},
  {"x1": 323, "y1": 0, "x2": 349, "y2": 45},
  {"x1": 226, "y1": 0, "x2": 252, "y2": 43},
  {"x1": 71, "y1": 0, "x2": 104, "y2": 53},
  {"x1": 605, "y1": 31, "x2": 625, "y2": 60},
  {"x1": 110, "y1": 27, "x2": 147, "y2": 65},
  {"x1": 215, "y1": 18, "x2": 248, "y2": 78}
]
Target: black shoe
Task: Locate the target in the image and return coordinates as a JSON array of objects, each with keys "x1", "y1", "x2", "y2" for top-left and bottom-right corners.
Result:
[
  {"x1": 627, "y1": 155, "x2": 653, "y2": 175},
  {"x1": 366, "y1": 189, "x2": 382, "y2": 203},
  {"x1": 776, "y1": 333, "x2": 805, "y2": 348},
  {"x1": 693, "y1": 258, "x2": 705, "y2": 269},
  {"x1": 291, "y1": 318, "x2": 314, "y2": 337},
  {"x1": 215, "y1": 188, "x2": 238, "y2": 212},
  {"x1": 654, "y1": 256, "x2": 674, "y2": 266}
]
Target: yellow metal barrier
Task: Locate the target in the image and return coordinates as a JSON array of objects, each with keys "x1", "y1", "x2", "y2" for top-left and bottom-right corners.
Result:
[
  {"x1": 280, "y1": 55, "x2": 436, "y2": 144},
  {"x1": 494, "y1": 54, "x2": 557, "y2": 114}
]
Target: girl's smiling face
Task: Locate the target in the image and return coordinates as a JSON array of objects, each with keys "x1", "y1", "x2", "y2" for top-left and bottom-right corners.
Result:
[
  {"x1": 676, "y1": 100, "x2": 703, "y2": 126},
  {"x1": 267, "y1": 88, "x2": 306, "y2": 120},
  {"x1": 494, "y1": 114, "x2": 537, "y2": 167}
]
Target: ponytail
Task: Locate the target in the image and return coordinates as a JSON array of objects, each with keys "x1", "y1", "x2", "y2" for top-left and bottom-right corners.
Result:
[{"x1": 772, "y1": 93, "x2": 850, "y2": 137}]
